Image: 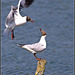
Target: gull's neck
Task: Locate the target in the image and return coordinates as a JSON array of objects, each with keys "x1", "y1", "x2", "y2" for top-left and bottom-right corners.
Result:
[{"x1": 39, "y1": 35, "x2": 46, "y2": 44}]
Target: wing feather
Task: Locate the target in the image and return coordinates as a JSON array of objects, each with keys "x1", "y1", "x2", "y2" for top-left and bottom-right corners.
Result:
[
  {"x1": 19, "y1": 0, "x2": 34, "y2": 10},
  {"x1": 25, "y1": 43, "x2": 45, "y2": 52},
  {"x1": 5, "y1": 6, "x2": 14, "y2": 26}
]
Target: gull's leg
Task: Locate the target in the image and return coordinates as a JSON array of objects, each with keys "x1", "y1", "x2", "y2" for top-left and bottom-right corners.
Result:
[
  {"x1": 11, "y1": 29, "x2": 15, "y2": 40},
  {"x1": 34, "y1": 53, "x2": 41, "y2": 61}
]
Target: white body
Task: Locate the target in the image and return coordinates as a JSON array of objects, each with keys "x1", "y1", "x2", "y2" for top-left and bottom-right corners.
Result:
[
  {"x1": 17, "y1": 35, "x2": 47, "y2": 53},
  {"x1": 4, "y1": 0, "x2": 34, "y2": 37},
  {"x1": 4, "y1": 6, "x2": 27, "y2": 36}
]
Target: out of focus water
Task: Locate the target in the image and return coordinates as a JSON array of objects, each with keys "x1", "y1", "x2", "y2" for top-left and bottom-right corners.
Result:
[{"x1": 1, "y1": 0, "x2": 74, "y2": 75}]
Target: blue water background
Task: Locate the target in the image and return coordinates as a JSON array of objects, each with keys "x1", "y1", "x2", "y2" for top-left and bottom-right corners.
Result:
[{"x1": 1, "y1": 0, "x2": 74, "y2": 75}]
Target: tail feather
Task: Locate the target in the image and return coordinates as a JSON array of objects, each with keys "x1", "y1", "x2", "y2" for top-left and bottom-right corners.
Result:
[
  {"x1": 3, "y1": 28, "x2": 10, "y2": 37},
  {"x1": 17, "y1": 43, "x2": 25, "y2": 47}
]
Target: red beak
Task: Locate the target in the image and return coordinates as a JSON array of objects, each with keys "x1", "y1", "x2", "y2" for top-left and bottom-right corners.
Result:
[
  {"x1": 39, "y1": 28, "x2": 42, "y2": 31},
  {"x1": 30, "y1": 20, "x2": 34, "y2": 23}
]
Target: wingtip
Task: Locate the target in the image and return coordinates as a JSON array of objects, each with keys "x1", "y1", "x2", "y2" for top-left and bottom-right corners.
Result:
[
  {"x1": 24, "y1": 0, "x2": 34, "y2": 8},
  {"x1": 17, "y1": 43, "x2": 20, "y2": 46}
]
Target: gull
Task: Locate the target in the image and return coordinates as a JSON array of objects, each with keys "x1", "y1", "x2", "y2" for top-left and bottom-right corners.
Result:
[
  {"x1": 17, "y1": 28, "x2": 47, "y2": 61},
  {"x1": 4, "y1": 0, "x2": 34, "y2": 40}
]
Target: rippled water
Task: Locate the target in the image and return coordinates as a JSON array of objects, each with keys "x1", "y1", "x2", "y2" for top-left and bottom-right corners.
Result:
[{"x1": 1, "y1": 0, "x2": 74, "y2": 75}]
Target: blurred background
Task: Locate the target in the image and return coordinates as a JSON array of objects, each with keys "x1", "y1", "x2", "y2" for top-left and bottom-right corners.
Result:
[{"x1": 1, "y1": 0, "x2": 74, "y2": 75}]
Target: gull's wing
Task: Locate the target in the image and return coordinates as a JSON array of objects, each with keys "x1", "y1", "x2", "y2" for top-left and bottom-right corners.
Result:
[
  {"x1": 18, "y1": 0, "x2": 34, "y2": 10},
  {"x1": 25, "y1": 43, "x2": 45, "y2": 52},
  {"x1": 5, "y1": 6, "x2": 14, "y2": 27},
  {"x1": 4, "y1": 6, "x2": 17, "y2": 37},
  {"x1": 17, "y1": 42, "x2": 45, "y2": 53},
  {"x1": 5, "y1": 6, "x2": 18, "y2": 27}
]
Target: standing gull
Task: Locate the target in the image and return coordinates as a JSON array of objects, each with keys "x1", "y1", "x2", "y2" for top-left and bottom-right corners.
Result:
[
  {"x1": 4, "y1": 0, "x2": 34, "y2": 40},
  {"x1": 17, "y1": 28, "x2": 47, "y2": 61}
]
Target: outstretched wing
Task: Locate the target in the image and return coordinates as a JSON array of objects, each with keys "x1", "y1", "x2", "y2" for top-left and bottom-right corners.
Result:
[
  {"x1": 25, "y1": 43, "x2": 45, "y2": 52},
  {"x1": 5, "y1": 6, "x2": 14, "y2": 27},
  {"x1": 5, "y1": 6, "x2": 18, "y2": 27},
  {"x1": 18, "y1": 0, "x2": 34, "y2": 10},
  {"x1": 24, "y1": 0, "x2": 34, "y2": 7}
]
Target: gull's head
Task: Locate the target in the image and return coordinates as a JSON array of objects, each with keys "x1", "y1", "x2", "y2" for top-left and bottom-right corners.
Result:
[
  {"x1": 39, "y1": 28, "x2": 47, "y2": 36},
  {"x1": 26, "y1": 16, "x2": 34, "y2": 23}
]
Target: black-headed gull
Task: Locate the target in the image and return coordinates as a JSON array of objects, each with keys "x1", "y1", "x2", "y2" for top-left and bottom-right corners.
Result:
[
  {"x1": 4, "y1": 0, "x2": 34, "y2": 40},
  {"x1": 17, "y1": 28, "x2": 47, "y2": 61}
]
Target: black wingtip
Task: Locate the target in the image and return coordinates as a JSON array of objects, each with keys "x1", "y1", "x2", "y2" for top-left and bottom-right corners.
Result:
[
  {"x1": 24, "y1": 0, "x2": 34, "y2": 7},
  {"x1": 19, "y1": 0, "x2": 34, "y2": 10}
]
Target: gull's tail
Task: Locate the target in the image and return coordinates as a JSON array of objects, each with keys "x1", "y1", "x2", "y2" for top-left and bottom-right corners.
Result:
[
  {"x1": 17, "y1": 43, "x2": 25, "y2": 47},
  {"x1": 3, "y1": 28, "x2": 10, "y2": 37}
]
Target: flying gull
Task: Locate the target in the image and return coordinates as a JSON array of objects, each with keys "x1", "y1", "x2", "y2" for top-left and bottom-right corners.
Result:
[{"x1": 4, "y1": 0, "x2": 34, "y2": 40}]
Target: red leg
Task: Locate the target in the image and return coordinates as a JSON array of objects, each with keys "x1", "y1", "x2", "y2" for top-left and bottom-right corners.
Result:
[
  {"x1": 34, "y1": 53, "x2": 41, "y2": 61},
  {"x1": 11, "y1": 30, "x2": 15, "y2": 40}
]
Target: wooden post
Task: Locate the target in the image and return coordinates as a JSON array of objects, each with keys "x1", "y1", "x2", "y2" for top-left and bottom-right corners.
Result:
[{"x1": 35, "y1": 59, "x2": 47, "y2": 75}]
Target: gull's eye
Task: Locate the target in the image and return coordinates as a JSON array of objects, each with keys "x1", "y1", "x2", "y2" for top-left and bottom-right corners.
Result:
[{"x1": 41, "y1": 45, "x2": 44, "y2": 46}]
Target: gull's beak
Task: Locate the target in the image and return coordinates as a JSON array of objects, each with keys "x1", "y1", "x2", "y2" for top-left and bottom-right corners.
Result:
[
  {"x1": 30, "y1": 20, "x2": 34, "y2": 23},
  {"x1": 39, "y1": 28, "x2": 46, "y2": 36}
]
